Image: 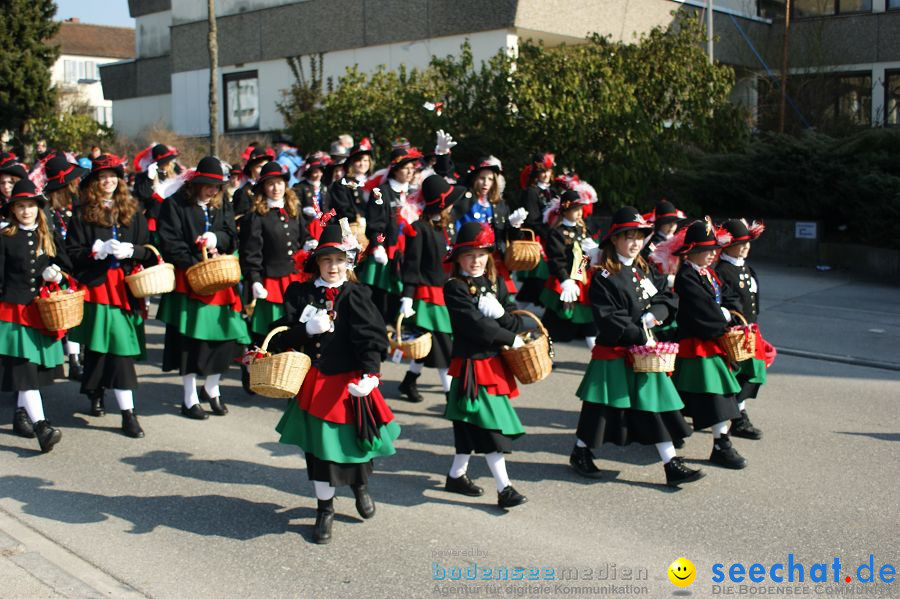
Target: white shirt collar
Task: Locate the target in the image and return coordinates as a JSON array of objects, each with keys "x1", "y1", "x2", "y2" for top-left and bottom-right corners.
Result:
[
  {"x1": 266, "y1": 197, "x2": 284, "y2": 209},
  {"x1": 562, "y1": 218, "x2": 577, "y2": 227},
  {"x1": 388, "y1": 178, "x2": 409, "y2": 194},
  {"x1": 617, "y1": 253, "x2": 634, "y2": 266},
  {"x1": 719, "y1": 253, "x2": 744, "y2": 267},
  {"x1": 18, "y1": 223, "x2": 39, "y2": 232},
  {"x1": 687, "y1": 260, "x2": 708, "y2": 274},
  {"x1": 353, "y1": 173, "x2": 367, "y2": 184},
  {"x1": 537, "y1": 182, "x2": 549, "y2": 190},
  {"x1": 314, "y1": 276, "x2": 346, "y2": 288}
]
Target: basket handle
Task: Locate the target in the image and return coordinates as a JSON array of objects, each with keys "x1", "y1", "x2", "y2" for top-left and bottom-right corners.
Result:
[
  {"x1": 729, "y1": 309, "x2": 748, "y2": 327},
  {"x1": 144, "y1": 244, "x2": 164, "y2": 264},
  {"x1": 518, "y1": 228, "x2": 536, "y2": 242},
  {"x1": 260, "y1": 325, "x2": 290, "y2": 353},
  {"x1": 199, "y1": 244, "x2": 209, "y2": 262},
  {"x1": 510, "y1": 309, "x2": 548, "y2": 339},
  {"x1": 643, "y1": 322, "x2": 657, "y2": 344},
  {"x1": 393, "y1": 313, "x2": 405, "y2": 342}
]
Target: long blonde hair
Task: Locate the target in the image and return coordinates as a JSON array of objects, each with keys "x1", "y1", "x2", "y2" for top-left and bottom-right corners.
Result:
[
  {"x1": 46, "y1": 179, "x2": 78, "y2": 212},
  {"x1": 252, "y1": 188, "x2": 300, "y2": 218},
  {"x1": 79, "y1": 177, "x2": 138, "y2": 227},
  {"x1": 2, "y1": 206, "x2": 56, "y2": 257}
]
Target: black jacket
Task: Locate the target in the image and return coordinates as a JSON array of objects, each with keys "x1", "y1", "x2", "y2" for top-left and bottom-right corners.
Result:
[
  {"x1": 292, "y1": 180, "x2": 329, "y2": 214},
  {"x1": 326, "y1": 177, "x2": 366, "y2": 223},
  {"x1": 239, "y1": 207, "x2": 307, "y2": 285},
  {"x1": 545, "y1": 222, "x2": 590, "y2": 283},
  {"x1": 444, "y1": 275, "x2": 525, "y2": 360},
  {"x1": 231, "y1": 183, "x2": 254, "y2": 219},
  {"x1": 66, "y1": 210, "x2": 154, "y2": 288},
  {"x1": 0, "y1": 227, "x2": 71, "y2": 305},
  {"x1": 589, "y1": 261, "x2": 676, "y2": 347},
  {"x1": 365, "y1": 181, "x2": 404, "y2": 247},
  {"x1": 268, "y1": 281, "x2": 387, "y2": 375},
  {"x1": 133, "y1": 168, "x2": 181, "y2": 224},
  {"x1": 674, "y1": 263, "x2": 737, "y2": 341},
  {"x1": 515, "y1": 185, "x2": 552, "y2": 241},
  {"x1": 157, "y1": 190, "x2": 238, "y2": 270},
  {"x1": 401, "y1": 220, "x2": 450, "y2": 298},
  {"x1": 714, "y1": 260, "x2": 759, "y2": 324}
]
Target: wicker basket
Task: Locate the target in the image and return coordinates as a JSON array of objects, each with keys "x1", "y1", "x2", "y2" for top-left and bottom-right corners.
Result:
[
  {"x1": 629, "y1": 325, "x2": 679, "y2": 373},
  {"x1": 185, "y1": 245, "x2": 242, "y2": 296},
  {"x1": 719, "y1": 310, "x2": 756, "y2": 363},
  {"x1": 504, "y1": 228, "x2": 542, "y2": 272},
  {"x1": 387, "y1": 313, "x2": 432, "y2": 361},
  {"x1": 349, "y1": 221, "x2": 369, "y2": 254},
  {"x1": 124, "y1": 244, "x2": 175, "y2": 298},
  {"x1": 501, "y1": 309, "x2": 553, "y2": 384},
  {"x1": 35, "y1": 286, "x2": 86, "y2": 331},
  {"x1": 249, "y1": 326, "x2": 312, "y2": 398}
]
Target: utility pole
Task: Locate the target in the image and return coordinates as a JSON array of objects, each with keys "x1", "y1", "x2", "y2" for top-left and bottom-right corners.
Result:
[
  {"x1": 707, "y1": 0, "x2": 714, "y2": 64},
  {"x1": 779, "y1": 0, "x2": 792, "y2": 133},
  {"x1": 208, "y1": 0, "x2": 219, "y2": 155}
]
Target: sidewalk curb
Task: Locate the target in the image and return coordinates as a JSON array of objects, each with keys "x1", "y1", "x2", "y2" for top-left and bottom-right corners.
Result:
[{"x1": 777, "y1": 347, "x2": 900, "y2": 372}]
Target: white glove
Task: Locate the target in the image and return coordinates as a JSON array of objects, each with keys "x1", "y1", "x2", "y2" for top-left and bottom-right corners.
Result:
[
  {"x1": 347, "y1": 374, "x2": 379, "y2": 398},
  {"x1": 641, "y1": 312, "x2": 659, "y2": 329},
  {"x1": 435, "y1": 130, "x2": 457, "y2": 155},
  {"x1": 303, "y1": 238, "x2": 319, "y2": 251},
  {"x1": 371, "y1": 188, "x2": 383, "y2": 204},
  {"x1": 559, "y1": 279, "x2": 580, "y2": 303},
  {"x1": 147, "y1": 162, "x2": 159, "y2": 181},
  {"x1": 511, "y1": 335, "x2": 526, "y2": 349},
  {"x1": 478, "y1": 293, "x2": 506, "y2": 319},
  {"x1": 200, "y1": 232, "x2": 217, "y2": 249},
  {"x1": 666, "y1": 274, "x2": 675, "y2": 288},
  {"x1": 92, "y1": 239, "x2": 108, "y2": 260},
  {"x1": 41, "y1": 265, "x2": 63, "y2": 283},
  {"x1": 372, "y1": 245, "x2": 388, "y2": 265},
  {"x1": 399, "y1": 296, "x2": 416, "y2": 318},
  {"x1": 305, "y1": 309, "x2": 333, "y2": 335},
  {"x1": 508, "y1": 207, "x2": 528, "y2": 228},
  {"x1": 580, "y1": 237, "x2": 599, "y2": 252},
  {"x1": 302, "y1": 206, "x2": 317, "y2": 218},
  {"x1": 252, "y1": 282, "x2": 269, "y2": 300},
  {"x1": 721, "y1": 307, "x2": 733, "y2": 322},
  {"x1": 113, "y1": 242, "x2": 134, "y2": 259},
  {"x1": 101, "y1": 239, "x2": 121, "y2": 258},
  {"x1": 644, "y1": 335, "x2": 658, "y2": 348}
]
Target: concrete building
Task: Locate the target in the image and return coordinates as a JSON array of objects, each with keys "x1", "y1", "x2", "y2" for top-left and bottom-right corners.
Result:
[
  {"x1": 51, "y1": 19, "x2": 134, "y2": 127},
  {"x1": 99, "y1": 0, "x2": 900, "y2": 138}
]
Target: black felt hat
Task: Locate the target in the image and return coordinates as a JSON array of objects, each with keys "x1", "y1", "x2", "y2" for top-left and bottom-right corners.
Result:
[
  {"x1": 444, "y1": 221, "x2": 495, "y2": 263},
  {"x1": 5, "y1": 179, "x2": 47, "y2": 215},
  {"x1": 42, "y1": 155, "x2": 88, "y2": 192},
  {"x1": 600, "y1": 206, "x2": 653, "y2": 244},
  {"x1": 421, "y1": 174, "x2": 467, "y2": 216},
  {"x1": 675, "y1": 219, "x2": 725, "y2": 255},
  {"x1": 304, "y1": 224, "x2": 352, "y2": 273},
  {"x1": 253, "y1": 161, "x2": 290, "y2": 194},
  {"x1": 191, "y1": 156, "x2": 227, "y2": 186}
]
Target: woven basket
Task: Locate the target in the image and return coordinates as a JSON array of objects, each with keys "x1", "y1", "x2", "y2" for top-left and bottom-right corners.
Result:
[
  {"x1": 387, "y1": 313, "x2": 432, "y2": 361},
  {"x1": 501, "y1": 309, "x2": 553, "y2": 384},
  {"x1": 185, "y1": 245, "x2": 242, "y2": 296},
  {"x1": 719, "y1": 310, "x2": 756, "y2": 363},
  {"x1": 124, "y1": 244, "x2": 175, "y2": 298},
  {"x1": 504, "y1": 228, "x2": 542, "y2": 272},
  {"x1": 629, "y1": 325, "x2": 679, "y2": 373},
  {"x1": 249, "y1": 326, "x2": 312, "y2": 398},
  {"x1": 349, "y1": 221, "x2": 369, "y2": 254},
  {"x1": 35, "y1": 285, "x2": 86, "y2": 331}
]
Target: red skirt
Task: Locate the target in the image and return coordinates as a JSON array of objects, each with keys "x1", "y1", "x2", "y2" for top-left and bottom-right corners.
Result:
[
  {"x1": 677, "y1": 337, "x2": 726, "y2": 359},
  {"x1": 262, "y1": 272, "x2": 310, "y2": 304},
  {"x1": 448, "y1": 355, "x2": 518, "y2": 398},
  {"x1": 0, "y1": 301, "x2": 65, "y2": 339},
  {"x1": 296, "y1": 367, "x2": 395, "y2": 425},
  {"x1": 174, "y1": 269, "x2": 242, "y2": 312},
  {"x1": 414, "y1": 285, "x2": 445, "y2": 305}
]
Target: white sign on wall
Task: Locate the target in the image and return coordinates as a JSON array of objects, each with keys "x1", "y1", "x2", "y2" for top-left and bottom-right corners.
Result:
[{"x1": 795, "y1": 222, "x2": 817, "y2": 240}]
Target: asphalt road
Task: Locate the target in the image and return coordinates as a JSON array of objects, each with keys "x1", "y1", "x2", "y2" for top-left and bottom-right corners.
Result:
[{"x1": 0, "y1": 262, "x2": 897, "y2": 599}]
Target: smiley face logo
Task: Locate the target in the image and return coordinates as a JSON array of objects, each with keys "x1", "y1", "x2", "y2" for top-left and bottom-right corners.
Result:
[{"x1": 668, "y1": 557, "x2": 696, "y2": 587}]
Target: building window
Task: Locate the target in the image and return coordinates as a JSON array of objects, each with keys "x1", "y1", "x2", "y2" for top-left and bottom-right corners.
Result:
[
  {"x1": 889, "y1": 0, "x2": 900, "y2": 9},
  {"x1": 793, "y1": 0, "x2": 871, "y2": 16},
  {"x1": 830, "y1": 74, "x2": 871, "y2": 125},
  {"x1": 224, "y1": 71, "x2": 259, "y2": 132},
  {"x1": 886, "y1": 72, "x2": 900, "y2": 126},
  {"x1": 64, "y1": 60, "x2": 77, "y2": 83}
]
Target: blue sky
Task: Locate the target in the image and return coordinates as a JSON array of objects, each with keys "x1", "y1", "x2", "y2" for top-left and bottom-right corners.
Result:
[{"x1": 54, "y1": 0, "x2": 135, "y2": 28}]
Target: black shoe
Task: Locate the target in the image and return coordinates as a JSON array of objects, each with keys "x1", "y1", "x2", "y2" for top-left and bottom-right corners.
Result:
[
  {"x1": 313, "y1": 499, "x2": 334, "y2": 544},
  {"x1": 351, "y1": 484, "x2": 375, "y2": 519},
  {"x1": 67, "y1": 354, "x2": 83, "y2": 382},
  {"x1": 88, "y1": 391, "x2": 106, "y2": 417},
  {"x1": 398, "y1": 371, "x2": 424, "y2": 403},
  {"x1": 664, "y1": 457, "x2": 705, "y2": 487},
  {"x1": 445, "y1": 474, "x2": 484, "y2": 497},
  {"x1": 569, "y1": 445, "x2": 603, "y2": 479},
  {"x1": 673, "y1": 437, "x2": 685, "y2": 449},
  {"x1": 497, "y1": 485, "x2": 527, "y2": 509},
  {"x1": 710, "y1": 434, "x2": 748, "y2": 469},
  {"x1": 34, "y1": 420, "x2": 61, "y2": 453},
  {"x1": 730, "y1": 410, "x2": 763, "y2": 440},
  {"x1": 241, "y1": 366, "x2": 255, "y2": 396},
  {"x1": 13, "y1": 408, "x2": 35, "y2": 439},
  {"x1": 121, "y1": 410, "x2": 145, "y2": 438},
  {"x1": 180, "y1": 403, "x2": 209, "y2": 420},
  {"x1": 200, "y1": 388, "x2": 228, "y2": 416}
]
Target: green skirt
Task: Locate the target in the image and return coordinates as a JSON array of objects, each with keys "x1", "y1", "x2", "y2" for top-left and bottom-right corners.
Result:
[
  {"x1": 356, "y1": 257, "x2": 402, "y2": 295},
  {"x1": 515, "y1": 258, "x2": 550, "y2": 282},
  {"x1": 672, "y1": 356, "x2": 741, "y2": 396},
  {"x1": 157, "y1": 292, "x2": 251, "y2": 344},
  {"x1": 444, "y1": 379, "x2": 525, "y2": 437},
  {"x1": 276, "y1": 399, "x2": 400, "y2": 464},
  {"x1": 411, "y1": 300, "x2": 453, "y2": 334},
  {"x1": 0, "y1": 320, "x2": 65, "y2": 368},
  {"x1": 249, "y1": 299, "x2": 285, "y2": 337},
  {"x1": 736, "y1": 357, "x2": 767, "y2": 384},
  {"x1": 68, "y1": 302, "x2": 145, "y2": 358},
  {"x1": 576, "y1": 358, "x2": 684, "y2": 413},
  {"x1": 539, "y1": 288, "x2": 593, "y2": 324}
]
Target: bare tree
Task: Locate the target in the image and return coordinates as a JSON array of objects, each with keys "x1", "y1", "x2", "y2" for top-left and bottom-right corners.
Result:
[{"x1": 208, "y1": 0, "x2": 219, "y2": 155}]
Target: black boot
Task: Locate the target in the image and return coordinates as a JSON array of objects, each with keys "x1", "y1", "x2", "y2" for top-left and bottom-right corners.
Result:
[
  {"x1": 730, "y1": 410, "x2": 763, "y2": 440},
  {"x1": 710, "y1": 434, "x2": 748, "y2": 469},
  {"x1": 664, "y1": 457, "x2": 705, "y2": 487},
  {"x1": 313, "y1": 499, "x2": 334, "y2": 544},
  {"x1": 34, "y1": 420, "x2": 61, "y2": 453},
  {"x1": 200, "y1": 388, "x2": 228, "y2": 416},
  {"x1": 241, "y1": 366, "x2": 255, "y2": 396},
  {"x1": 87, "y1": 390, "x2": 106, "y2": 417},
  {"x1": 121, "y1": 410, "x2": 145, "y2": 438},
  {"x1": 67, "y1": 353, "x2": 83, "y2": 382},
  {"x1": 397, "y1": 371, "x2": 424, "y2": 403},
  {"x1": 445, "y1": 474, "x2": 484, "y2": 497},
  {"x1": 497, "y1": 485, "x2": 528, "y2": 509},
  {"x1": 13, "y1": 408, "x2": 35, "y2": 438},
  {"x1": 351, "y1": 484, "x2": 375, "y2": 519},
  {"x1": 569, "y1": 445, "x2": 603, "y2": 479},
  {"x1": 180, "y1": 403, "x2": 209, "y2": 420}
]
